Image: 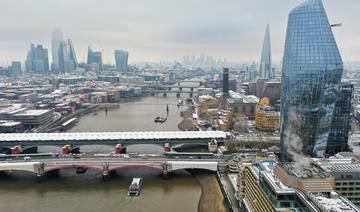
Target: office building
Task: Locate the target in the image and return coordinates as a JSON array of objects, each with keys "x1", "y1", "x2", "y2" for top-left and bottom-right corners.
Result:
[
  {"x1": 87, "y1": 47, "x2": 102, "y2": 72},
  {"x1": 114, "y1": 50, "x2": 129, "y2": 72},
  {"x1": 316, "y1": 156, "x2": 360, "y2": 207},
  {"x1": 10, "y1": 61, "x2": 21, "y2": 75},
  {"x1": 13, "y1": 109, "x2": 53, "y2": 128},
  {"x1": 259, "y1": 25, "x2": 272, "y2": 79},
  {"x1": 327, "y1": 83, "x2": 354, "y2": 154},
  {"x1": 25, "y1": 44, "x2": 49, "y2": 74},
  {"x1": 51, "y1": 29, "x2": 64, "y2": 71},
  {"x1": 280, "y1": 0, "x2": 343, "y2": 158},
  {"x1": 243, "y1": 159, "x2": 360, "y2": 212},
  {"x1": 256, "y1": 98, "x2": 280, "y2": 132},
  {"x1": 58, "y1": 39, "x2": 78, "y2": 73}
]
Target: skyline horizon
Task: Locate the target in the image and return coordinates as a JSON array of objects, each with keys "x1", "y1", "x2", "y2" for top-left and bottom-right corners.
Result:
[{"x1": 0, "y1": 0, "x2": 359, "y2": 66}]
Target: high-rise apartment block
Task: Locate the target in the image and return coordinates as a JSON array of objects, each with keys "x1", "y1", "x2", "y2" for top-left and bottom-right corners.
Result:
[{"x1": 280, "y1": 0, "x2": 344, "y2": 158}]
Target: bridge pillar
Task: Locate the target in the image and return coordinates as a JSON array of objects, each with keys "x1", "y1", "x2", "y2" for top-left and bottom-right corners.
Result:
[
  {"x1": 164, "y1": 143, "x2": 171, "y2": 152},
  {"x1": 35, "y1": 162, "x2": 46, "y2": 182},
  {"x1": 62, "y1": 145, "x2": 72, "y2": 155},
  {"x1": 161, "y1": 162, "x2": 169, "y2": 179},
  {"x1": 11, "y1": 145, "x2": 22, "y2": 154},
  {"x1": 115, "y1": 144, "x2": 126, "y2": 154},
  {"x1": 102, "y1": 163, "x2": 110, "y2": 181}
]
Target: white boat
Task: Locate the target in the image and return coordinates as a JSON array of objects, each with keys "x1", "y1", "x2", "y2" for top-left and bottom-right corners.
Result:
[
  {"x1": 154, "y1": 116, "x2": 167, "y2": 123},
  {"x1": 128, "y1": 177, "x2": 143, "y2": 196}
]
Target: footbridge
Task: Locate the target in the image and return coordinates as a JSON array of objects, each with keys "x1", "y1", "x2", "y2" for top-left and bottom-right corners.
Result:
[{"x1": 0, "y1": 157, "x2": 228, "y2": 181}]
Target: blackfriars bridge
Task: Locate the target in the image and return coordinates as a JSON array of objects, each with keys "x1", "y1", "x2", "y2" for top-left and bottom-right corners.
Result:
[{"x1": 0, "y1": 157, "x2": 228, "y2": 181}]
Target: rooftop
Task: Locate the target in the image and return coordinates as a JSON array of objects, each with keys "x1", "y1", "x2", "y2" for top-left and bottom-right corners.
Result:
[
  {"x1": 309, "y1": 192, "x2": 359, "y2": 212},
  {"x1": 14, "y1": 109, "x2": 52, "y2": 117}
]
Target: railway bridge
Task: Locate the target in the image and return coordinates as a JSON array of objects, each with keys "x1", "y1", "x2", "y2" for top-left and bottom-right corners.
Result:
[{"x1": 0, "y1": 131, "x2": 227, "y2": 154}]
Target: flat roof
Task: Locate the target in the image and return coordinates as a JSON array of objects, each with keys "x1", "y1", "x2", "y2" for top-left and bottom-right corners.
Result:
[
  {"x1": 0, "y1": 131, "x2": 227, "y2": 142},
  {"x1": 14, "y1": 109, "x2": 52, "y2": 116}
]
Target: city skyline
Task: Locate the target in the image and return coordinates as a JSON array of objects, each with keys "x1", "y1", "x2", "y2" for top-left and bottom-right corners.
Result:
[{"x1": 0, "y1": 0, "x2": 359, "y2": 65}]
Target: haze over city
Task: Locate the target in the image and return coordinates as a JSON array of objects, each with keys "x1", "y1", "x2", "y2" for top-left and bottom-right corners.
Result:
[{"x1": 0, "y1": 0, "x2": 359, "y2": 65}]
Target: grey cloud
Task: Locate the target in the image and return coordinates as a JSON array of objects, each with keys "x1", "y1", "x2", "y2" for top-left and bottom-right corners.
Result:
[{"x1": 0, "y1": 0, "x2": 359, "y2": 64}]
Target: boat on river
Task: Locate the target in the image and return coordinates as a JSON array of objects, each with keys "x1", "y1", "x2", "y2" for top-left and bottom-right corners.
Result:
[
  {"x1": 154, "y1": 116, "x2": 167, "y2": 123},
  {"x1": 128, "y1": 177, "x2": 143, "y2": 196}
]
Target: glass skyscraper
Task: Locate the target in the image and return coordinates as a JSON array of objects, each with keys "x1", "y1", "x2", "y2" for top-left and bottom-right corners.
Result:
[
  {"x1": 259, "y1": 24, "x2": 272, "y2": 79},
  {"x1": 280, "y1": 0, "x2": 343, "y2": 158},
  {"x1": 58, "y1": 39, "x2": 78, "y2": 73},
  {"x1": 114, "y1": 50, "x2": 129, "y2": 72},
  {"x1": 25, "y1": 44, "x2": 50, "y2": 74},
  {"x1": 327, "y1": 83, "x2": 353, "y2": 154},
  {"x1": 87, "y1": 47, "x2": 102, "y2": 72}
]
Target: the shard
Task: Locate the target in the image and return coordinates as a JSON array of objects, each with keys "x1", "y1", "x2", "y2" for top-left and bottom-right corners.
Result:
[
  {"x1": 280, "y1": 0, "x2": 343, "y2": 159},
  {"x1": 259, "y1": 24, "x2": 272, "y2": 79}
]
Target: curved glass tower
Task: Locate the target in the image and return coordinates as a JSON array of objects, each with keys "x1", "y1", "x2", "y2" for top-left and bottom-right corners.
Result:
[{"x1": 280, "y1": 0, "x2": 343, "y2": 158}]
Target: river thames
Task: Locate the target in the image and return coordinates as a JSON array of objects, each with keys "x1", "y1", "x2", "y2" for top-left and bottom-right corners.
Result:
[{"x1": 0, "y1": 93, "x2": 227, "y2": 212}]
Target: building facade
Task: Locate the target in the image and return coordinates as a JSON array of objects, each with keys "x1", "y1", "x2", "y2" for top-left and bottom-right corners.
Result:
[
  {"x1": 280, "y1": 0, "x2": 343, "y2": 158},
  {"x1": 10, "y1": 61, "x2": 21, "y2": 75},
  {"x1": 51, "y1": 29, "x2": 63, "y2": 72},
  {"x1": 256, "y1": 98, "x2": 280, "y2": 132},
  {"x1": 25, "y1": 44, "x2": 50, "y2": 74},
  {"x1": 58, "y1": 39, "x2": 78, "y2": 73},
  {"x1": 114, "y1": 50, "x2": 129, "y2": 72},
  {"x1": 87, "y1": 47, "x2": 102, "y2": 72},
  {"x1": 327, "y1": 83, "x2": 354, "y2": 154}
]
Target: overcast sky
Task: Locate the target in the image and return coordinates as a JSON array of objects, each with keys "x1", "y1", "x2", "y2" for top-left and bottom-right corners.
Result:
[{"x1": 0, "y1": 0, "x2": 359, "y2": 65}]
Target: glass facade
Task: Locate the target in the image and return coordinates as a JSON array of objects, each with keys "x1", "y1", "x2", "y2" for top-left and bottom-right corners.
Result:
[
  {"x1": 280, "y1": 0, "x2": 343, "y2": 158},
  {"x1": 87, "y1": 47, "x2": 103, "y2": 72},
  {"x1": 327, "y1": 83, "x2": 353, "y2": 154},
  {"x1": 260, "y1": 24, "x2": 272, "y2": 79},
  {"x1": 25, "y1": 44, "x2": 50, "y2": 74},
  {"x1": 114, "y1": 50, "x2": 129, "y2": 72}
]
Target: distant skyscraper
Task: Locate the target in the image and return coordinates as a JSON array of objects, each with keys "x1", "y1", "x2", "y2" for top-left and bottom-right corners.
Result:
[
  {"x1": 327, "y1": 83, "x2": 353, "y2": 154},
  {"x1": 51, "y1": 29, "x2": 63, "y2": 71},
  {"x1": 58, "y1": 39, "x2": 78, "y2": 73},
  {"x1": 114, "y1": 50, "x2": 129, "y2": 72},
  {"x1": 87, "y1": 47, "x2": 102, "y2": 72},
  {"x1": 222, "y1": 68, "x2": 229, "y2": 109},
  {"x1": 11, "y1": 61, "x2": 21, "y2": 75},
  {"x1": 25, "y1": 44, "x2": 49, "y2": 74},
  {"x1": 280, "y1": 0, "x2": 343, "y2": 158},
  {"x1": 259, "y1": 24, "x2": 272, "y2": 79}
]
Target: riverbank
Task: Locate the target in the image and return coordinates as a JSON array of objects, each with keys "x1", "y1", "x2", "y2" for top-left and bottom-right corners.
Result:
[{"x1": 196, "y1": 173, "x2": 229, "y2": 212}]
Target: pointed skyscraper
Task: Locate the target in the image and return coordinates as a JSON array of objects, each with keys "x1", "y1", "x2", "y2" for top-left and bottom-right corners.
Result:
[{"x1": 259, "y1": 24, "x2": 272, "y2": 79}]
